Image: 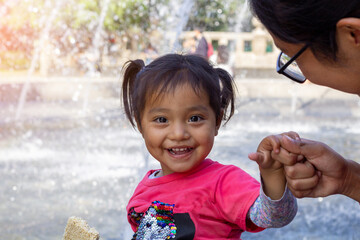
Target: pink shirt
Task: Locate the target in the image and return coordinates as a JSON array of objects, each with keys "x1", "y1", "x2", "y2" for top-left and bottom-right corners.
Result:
[{"x1": 127, "y1": 159, "x2": 264, "y2": 239}]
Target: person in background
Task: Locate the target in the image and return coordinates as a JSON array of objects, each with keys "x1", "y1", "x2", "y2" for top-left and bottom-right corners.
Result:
[
  {"x1": 216, "y1": 39, "x2": 233, "y2": 76},
  {"x1": 194, "y1": 28, "x2": 209, "y2": 59},
  {"x1": 248, "y1": 0, "x2": 360, "y2": 202},
  {"x1": 122, "y1": 53, "x2": 297, "y2": 239}
]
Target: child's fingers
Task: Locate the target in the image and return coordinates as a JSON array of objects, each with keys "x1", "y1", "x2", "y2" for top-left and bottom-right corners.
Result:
[
  {"x1": 249, "y1": 151, "x2": 277, "y2": 169},
  {"x1": 248, "y1": 152, "x2": 265, "y2": 166},
  {"x1": 248, "y1": 152, "x2": 261, "y2": 162},
  {"x1": 271, "y1": 147, "x2": 299, "y2": 166},
  {"x1": 271, "y1": 136, "x2": 281, "y2": 154},
  {"x1": 259, "y1": 135, "x2": 281, "y2": 154}
]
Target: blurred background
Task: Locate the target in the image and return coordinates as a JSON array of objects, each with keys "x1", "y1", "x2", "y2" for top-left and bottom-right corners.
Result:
[{"x1": 0, "y1": 0, "x2": 360, "y2": 239}]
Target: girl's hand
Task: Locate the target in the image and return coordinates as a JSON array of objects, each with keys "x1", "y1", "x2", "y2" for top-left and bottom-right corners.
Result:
[
  {"x1": 248, "y1": 131, "x2": 302, "y2": 171},
  {"x1": 248, "y1": 131, "x2": 303, "y2": 200}
]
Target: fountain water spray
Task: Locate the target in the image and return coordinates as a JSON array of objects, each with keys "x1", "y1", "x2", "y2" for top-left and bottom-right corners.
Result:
[
  {"x1": 233, "y1": 0, "x2": 250, "y2": 32},
  {"x1": 170, "y1": 0, "x2": 195, "y2": 52},
  {"x1": 81, "y1": 0, "x2": 111, "y2": 113},
  {"x1": 15, "y1": 0, "x2": 61, "y2": 121}
]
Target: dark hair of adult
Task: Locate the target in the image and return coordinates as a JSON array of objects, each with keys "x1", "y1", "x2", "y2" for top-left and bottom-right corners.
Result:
[
  {"x1": 122, "y1": 53, "x2": 235, "y2": 129},
  {"x1": 249, "y1": 0, "x2": 360, "y2": 61}
]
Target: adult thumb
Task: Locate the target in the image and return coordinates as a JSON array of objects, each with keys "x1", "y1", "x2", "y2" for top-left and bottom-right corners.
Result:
[
  {"x1": 280, "y1": 135, "x2": 302, "y2": 154},
  {"x1": 281, "y1": 136, "x2": 321, "y2": 161}
]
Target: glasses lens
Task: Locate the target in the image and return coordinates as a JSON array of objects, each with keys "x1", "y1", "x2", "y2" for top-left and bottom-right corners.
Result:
[{"x1": 279, "y1": 53, "x2": 306, "y2": 82}]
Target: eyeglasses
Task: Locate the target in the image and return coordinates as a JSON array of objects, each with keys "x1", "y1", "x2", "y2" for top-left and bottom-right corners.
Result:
[{"x1": 276, "y1": 44, "x2": 309, "y2": 83}]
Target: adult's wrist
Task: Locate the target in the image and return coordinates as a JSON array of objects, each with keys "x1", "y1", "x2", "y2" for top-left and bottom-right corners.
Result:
[{"x1": 342, "y1": 159, "x2": 360, "y2": 202}]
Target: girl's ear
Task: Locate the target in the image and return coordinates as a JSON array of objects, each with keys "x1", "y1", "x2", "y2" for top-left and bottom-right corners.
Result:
[{"x1": 336, "y1": 18, "x2": 360, "y2": 47}]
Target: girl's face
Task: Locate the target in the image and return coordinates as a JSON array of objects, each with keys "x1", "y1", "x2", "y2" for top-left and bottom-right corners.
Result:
[
  {"x1": 139, "y1": 83, "x2": 220, "y2": 176},
  {"x1": 271, "y1": 34, "x2": 360, "y2": 95}
]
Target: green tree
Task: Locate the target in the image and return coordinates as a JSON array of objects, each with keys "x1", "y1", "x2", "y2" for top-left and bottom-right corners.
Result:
[
  {"x1": 186, "y1": 0, "x2": 248, "y2": 32},
  {"x1": 104, "y1": 0, "x2": 169, "y2": 48}
]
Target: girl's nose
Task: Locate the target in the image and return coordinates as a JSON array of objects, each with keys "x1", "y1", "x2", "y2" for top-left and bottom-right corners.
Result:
[{"x1": 170, "y1": 122, "x2": 190, "y2": 140}]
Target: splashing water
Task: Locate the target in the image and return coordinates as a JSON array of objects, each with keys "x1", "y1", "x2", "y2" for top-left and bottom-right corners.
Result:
[
  {"x1": 15, "y1": 0, "x2": 61, "y2": 120},
  {"x1": 169, "y1": 0, "x2": 195, "y2": 52}
]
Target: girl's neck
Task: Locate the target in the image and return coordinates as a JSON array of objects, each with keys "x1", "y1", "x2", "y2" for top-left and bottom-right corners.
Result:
[{"x1": 155, "y1": 170, "x2": 164, "y2": 177}]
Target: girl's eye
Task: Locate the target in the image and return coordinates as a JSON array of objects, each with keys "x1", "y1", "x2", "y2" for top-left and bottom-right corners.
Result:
[
  {"x1": 189, "y1": 115, "x2": 203, "y2": 122},
  {"x1": 155, "y1": 117, "x2": 167, "y2": 123}
]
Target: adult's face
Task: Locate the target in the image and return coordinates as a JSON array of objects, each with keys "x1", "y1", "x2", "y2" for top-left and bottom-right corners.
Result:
[{"x1": 270, "y1": 18, "x2": 360, "y2": 95}]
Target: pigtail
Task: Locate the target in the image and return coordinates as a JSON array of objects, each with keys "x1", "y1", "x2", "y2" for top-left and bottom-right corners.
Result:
[
  {"x1": 216, "y1": 68, "x2": 235, "y2": 123},
  {"x1": 121, "y1": 59, "x2": 145, "y2": 127}
]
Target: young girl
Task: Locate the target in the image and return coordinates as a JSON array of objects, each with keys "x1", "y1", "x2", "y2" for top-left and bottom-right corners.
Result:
[{"x1": 122, "y1": 53, "x2": 297, "y2": 239}]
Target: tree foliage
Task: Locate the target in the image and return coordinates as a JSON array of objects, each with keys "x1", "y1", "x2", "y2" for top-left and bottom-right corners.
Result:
[
  {"x1": 0, "y1": 0, "x2": 251, "y2": 58},
  {"x1": 186, "y1": 0, "x2": 247, "y2": 32}
]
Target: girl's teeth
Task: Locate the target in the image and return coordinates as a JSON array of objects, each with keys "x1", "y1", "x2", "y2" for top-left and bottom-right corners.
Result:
[
  {"x1": 169, "y1": 148, "x2": 192, "y2": 154},
  {"x1": 173, "y1": 148, "x2": 186, "y2": 152}
]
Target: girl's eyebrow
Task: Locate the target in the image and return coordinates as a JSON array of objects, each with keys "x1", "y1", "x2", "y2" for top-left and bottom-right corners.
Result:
[
  {"x1": 148, "y1": 105, "x2": 209, "y2": 114},
  {"x1": 148, "y1": 107, "x2": 170, "y2": 114},
  {"x1": 187, "y1": 105, "x2": 209, "y2": 112}
]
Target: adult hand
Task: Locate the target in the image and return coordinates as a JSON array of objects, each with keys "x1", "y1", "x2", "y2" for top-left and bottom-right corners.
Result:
[{"x1": 280, "y1": 135, "x2": 360, "y2": 202}]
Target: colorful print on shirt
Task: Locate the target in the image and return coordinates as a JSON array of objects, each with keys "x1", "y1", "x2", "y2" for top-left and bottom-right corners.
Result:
[{"x1": 129, "y1": 201, "x2": 177, "y2": 240}]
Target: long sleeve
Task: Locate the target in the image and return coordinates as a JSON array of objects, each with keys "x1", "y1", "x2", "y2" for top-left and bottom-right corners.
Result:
[{"x1": 248, "y1": 185, "x2": 297, "y2": 228}]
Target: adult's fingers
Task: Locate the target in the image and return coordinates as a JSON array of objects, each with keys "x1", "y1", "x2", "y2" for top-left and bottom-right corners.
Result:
[
  {"x1": 281, "y1": 136, "x2": 324, "y2": 159},
  {"x1": 280, "y1": 135, "x2": 303, "y2": 154},
  {"x1": 280, "y1": 131, "x2": 301, "y2": 141},
  {"x1": 287, "y1": 186, "x2": 313, "y2": 199},
  {"x1": 284, "y1": 161, "x2": 316, "y2": 179},
  {"x1": 286, "y1": 172, "x2": 319, "y2": 192}
]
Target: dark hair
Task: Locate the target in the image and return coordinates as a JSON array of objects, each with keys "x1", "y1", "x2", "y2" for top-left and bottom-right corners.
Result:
[
  {"x1": 122, "y1": 53, "x2": 235, "y2": 129},
  {"x1": 249, "y1": 0, "x2": 360, "y2": 61}
]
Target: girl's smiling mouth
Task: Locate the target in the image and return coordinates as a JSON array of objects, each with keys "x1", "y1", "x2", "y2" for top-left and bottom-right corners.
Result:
[{"x1": 168, "y1": 147, "x2": 194, "y2": 155}]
